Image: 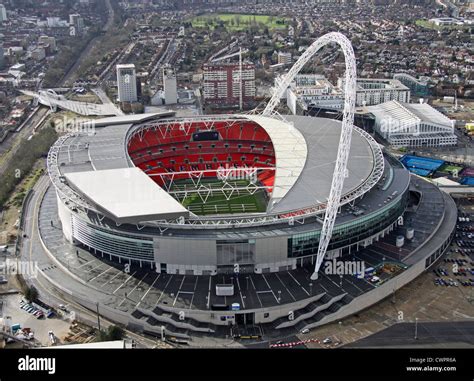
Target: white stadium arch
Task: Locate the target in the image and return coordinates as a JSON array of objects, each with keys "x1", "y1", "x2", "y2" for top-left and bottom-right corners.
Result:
[{"x1": 262, "y1": 32, "x2": 357, "y2": 280}]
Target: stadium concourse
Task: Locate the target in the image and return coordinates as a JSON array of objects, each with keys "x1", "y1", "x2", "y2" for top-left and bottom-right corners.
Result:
[{"x1": 36, "y1": 113, "x2": 457, "y2": 342}]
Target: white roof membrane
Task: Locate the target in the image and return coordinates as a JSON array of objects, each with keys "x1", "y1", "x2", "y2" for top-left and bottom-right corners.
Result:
[{"x1": 65, "y1": 167, "x2": 189, "y2": 224}]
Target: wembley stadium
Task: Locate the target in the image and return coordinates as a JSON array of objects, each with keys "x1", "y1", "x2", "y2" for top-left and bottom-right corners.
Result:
[
  {"x1": 48, "y1": 113, "x2": 398, "y2": 274},
  {"x1": 40, "y1": 111, "x2": 456, "y2": 337},
  {"x1": 38, "y1": 33, "x2": 457, "y2": 339}
]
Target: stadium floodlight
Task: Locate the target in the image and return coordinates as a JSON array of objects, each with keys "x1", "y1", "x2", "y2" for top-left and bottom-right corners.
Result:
[{"x1": 262, "y1": 32, "x2": 357, "y2": 280}]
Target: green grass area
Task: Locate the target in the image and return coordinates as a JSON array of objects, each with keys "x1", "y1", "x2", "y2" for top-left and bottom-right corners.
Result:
[
  {"x1": 171, "y1": 178, "x2": 268, "y2": 215},
  {"x1": 190, "y1": 13, "x2": 290, "y2": 31},
  {"x1": 415, "y1": 19, "x2": 468, "y2": 31},
  {"x1": 439, "y1": 164, "x2": 463, "y2": 175},
  {"x1": 9, "y1": 166, "x2": 44, "y2": 208},
  {"x1": 0, "y1": 126, "x2": 57, "y2": 209}
]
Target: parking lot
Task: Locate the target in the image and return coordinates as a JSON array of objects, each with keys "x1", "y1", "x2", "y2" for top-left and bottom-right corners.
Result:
[
  {"x1": 435, "y1": 200, "x2": 474, "y2": 290},
  {"x1": 299, "y1": 195, "x2": 474, "y2": 348},
  {"x1": 1, "y1": 293, "x2": 71, "y2": 347}
]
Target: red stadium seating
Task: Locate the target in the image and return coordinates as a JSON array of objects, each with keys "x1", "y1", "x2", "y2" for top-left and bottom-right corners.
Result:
[{"x1": 128, "y1": 120, "x2": 276, "y2": 191}]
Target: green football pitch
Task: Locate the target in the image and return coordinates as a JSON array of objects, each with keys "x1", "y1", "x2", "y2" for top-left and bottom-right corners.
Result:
[{"x1": 169, "y1": 178, "x2": 268, "y2": 215}]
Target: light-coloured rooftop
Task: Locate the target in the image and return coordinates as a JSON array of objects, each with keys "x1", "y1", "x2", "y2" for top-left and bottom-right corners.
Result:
[
  {"x1": 246, "y1": 115, "x2": 308, "y2": 208},
  {"x1": 368, "y1": 100, "x2": 454, "y2": 128},
  {"x1": 51, "y1": 113, "x2": 381, "y2": 222},
  {"x1": 65, "y1": 167, "x2": 189, "y2": 224}
]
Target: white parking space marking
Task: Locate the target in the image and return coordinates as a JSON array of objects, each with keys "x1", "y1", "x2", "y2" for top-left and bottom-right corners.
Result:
[
  {"x1": 262, "y1": 274, "x2": 279, "y2": 303},
  {"x1": 154, "y1": 275, "x2": 173, "y2": 307},
  {"x1": 89, "y1": 266, "x2": 114, "y2": 283},
  {"x1": 136, "y1": 273, "x2": 161, "y2": 308},
  {"x1": 321, "y1": 271, "x2": 344, "y2": 289},
  {"x1": 249, "y1": 276, "x2": 263, "y2": 308},
  {"x1": 275, "y1": 273, "x2": 297, "y2": 302},
  {"x1": 173, "y1": 277, "x2": 186, "y2": 306},
  {"x1": 113, "y1": 271, "x2": 137, "y2": 294},
  {"x1": 85, "y1": 262, "x2": 105, "y2": 273},
  {"x1": 287, "y1": 271, "x2": 310, "y2": 296},
  {"x1": 207, "y1": 276, "x2": 212, "y2": 309},
  {"x1": 75, "y1": 259, "x2": 97, "y2": 270},
  {"x1": 188, "y1": 277, "x2": 199, "y2": 309},
  {"x1": 235, "y1": 276, "x2": 246, "y2": 309},
  {"x1": 103, "y1": 269, "x2": 124, "y2": 285},
  {"x1": 127, "y1": 273, "x2": 148, "y2": 298}
]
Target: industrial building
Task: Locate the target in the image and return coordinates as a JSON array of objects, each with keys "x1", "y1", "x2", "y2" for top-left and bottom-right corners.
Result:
[{"x1": 368, "y1": 100, "x2": 457, "y2": 148}]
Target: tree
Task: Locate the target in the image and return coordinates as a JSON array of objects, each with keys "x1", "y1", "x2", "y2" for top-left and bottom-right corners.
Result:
[
  {"x1": 99, "y1": 325, "x2": 125, "y2": 341},
  {"x1": 0, "y1": 126, "x2": 58, "y2": 209},
  {"x1": 24, "y1": 286, "x2": 38, "y2": 302},
  {"x1": 107, "y1": 325, "x2": 125, "y2": 341}
]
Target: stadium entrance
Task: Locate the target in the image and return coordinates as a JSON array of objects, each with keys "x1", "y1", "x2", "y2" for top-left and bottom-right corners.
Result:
[{"x1": 236, "y1": 312, "x2": 255, "y2": 325}]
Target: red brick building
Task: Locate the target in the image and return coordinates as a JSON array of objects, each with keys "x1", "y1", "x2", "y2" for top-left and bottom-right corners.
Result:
[{"x1": 203, "y1": 62, "x2": 256, "y2": 108}]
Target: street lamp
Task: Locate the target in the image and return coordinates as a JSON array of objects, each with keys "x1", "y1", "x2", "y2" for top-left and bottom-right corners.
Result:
[
  {"x1": 278, "y1": 290, "x2": 281, "y2": 303},
  {"x1": 414, "y1": 318, "x2": 418, "y2": 340},
  {"x1": 309, "y1": 282, "x2": 313, "y2": 296}
]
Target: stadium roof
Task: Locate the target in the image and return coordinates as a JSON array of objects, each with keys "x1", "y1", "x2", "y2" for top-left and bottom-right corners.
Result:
[
  {"x1": 368, "y1": 100, "x2": 454, "y2": 128},
  {"x1": 271, "y1": 115, "x2": 375, "y2": 213},
  {"x1": 51, "y1": 114, "x2": 382, "y2": 221},
  {"x1": 81, "y1": 112, "x2": 175, "y2": 128},
  {"x1": 65, "y1": 168, "x2": 189, "y2": 224},
  {"x1": 246, "y1": 115, "x2": 307, "y2": 208}
]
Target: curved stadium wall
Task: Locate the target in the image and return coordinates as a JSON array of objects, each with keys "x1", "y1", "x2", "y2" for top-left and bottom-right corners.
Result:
[{"x1": 58, "y1": 178, "x2": 410, "y2": 275}]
